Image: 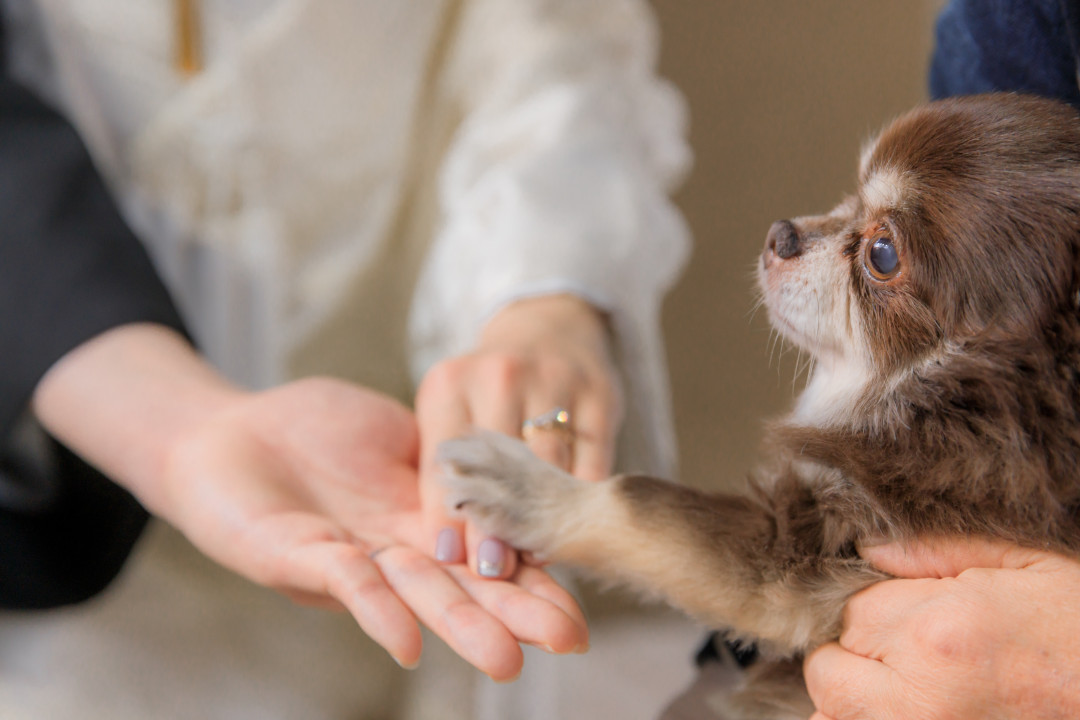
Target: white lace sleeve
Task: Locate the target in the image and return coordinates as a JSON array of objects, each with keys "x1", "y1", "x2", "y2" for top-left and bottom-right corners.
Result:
[{"x1": 408, "y1": 0, "x2": 692, "y2": 476}]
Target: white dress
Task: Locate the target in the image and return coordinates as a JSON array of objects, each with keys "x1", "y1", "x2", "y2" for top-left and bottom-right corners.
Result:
[{"x1": 0, "y1": 1, "x2": 699, "y2": 718}]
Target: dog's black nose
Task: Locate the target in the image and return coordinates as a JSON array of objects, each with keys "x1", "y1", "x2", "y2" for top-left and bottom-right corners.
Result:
[{"x1": 765, "y1": 220, "x2": 801, "y2": 260}]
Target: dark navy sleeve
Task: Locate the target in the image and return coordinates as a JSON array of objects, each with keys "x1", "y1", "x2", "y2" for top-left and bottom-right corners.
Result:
[
  {"x1": 929, "y1": 0, "x2": 1080, "y2": 107},
  {"x1": 0, "y1": 15, "x2": 189, "y2": 608}
]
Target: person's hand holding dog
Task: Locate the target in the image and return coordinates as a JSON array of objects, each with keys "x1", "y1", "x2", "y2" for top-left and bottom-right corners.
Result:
[{"x1": 804, "y1": 537, "x2": 1080, "y2": 719}]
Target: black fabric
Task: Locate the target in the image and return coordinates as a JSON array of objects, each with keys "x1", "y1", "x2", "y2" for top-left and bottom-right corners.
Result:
[
  {"x1": 0, "y1": 440, "x2": 150, "y2": 608},
  {"x1": 694, "y1": 631, "x2": 759, "y2": 670},
  {"x1": 0, "y1": 15, "x2": 188, "y2": 607}
]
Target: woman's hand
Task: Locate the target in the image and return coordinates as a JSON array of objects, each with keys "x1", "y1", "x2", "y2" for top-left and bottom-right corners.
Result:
[
  {"x1": 804, "y1": 537, "x2": 1080, "y2": 720},
  {"x1": 415, "y1": 294, "x2": 623, "y2": 579},
  {"x1": 33, "y1": 324, "x2": 588, "y2": 679}
]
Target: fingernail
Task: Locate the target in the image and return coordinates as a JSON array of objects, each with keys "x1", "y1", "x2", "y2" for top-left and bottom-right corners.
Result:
[
  {"x1": 393, "y1": 656, "x2": 420, "y2": 670},
  {"x1": 573, "y1": 642, "x2": 590, "y2": 654},
  {"x1": 526, "y1": 642, "x2": 557, "y2": 653},
  {"x1": 477, "y1": 538, "x2": 506, "y2": 578},
  {"x1": 435, "y1": 527, "x2": 464, "y2": 564}
]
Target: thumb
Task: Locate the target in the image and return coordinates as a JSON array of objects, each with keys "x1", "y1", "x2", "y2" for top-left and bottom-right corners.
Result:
[{"x1": 859, "y1": 535, "x2": 1046, "y2": 578}]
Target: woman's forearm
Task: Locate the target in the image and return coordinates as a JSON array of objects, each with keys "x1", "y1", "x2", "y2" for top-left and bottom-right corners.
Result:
[{"x1": 30, "y1": 322, "x2": 242, "y2": 516}]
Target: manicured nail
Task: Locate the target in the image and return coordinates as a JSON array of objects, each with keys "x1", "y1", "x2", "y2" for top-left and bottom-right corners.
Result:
[
  {"x1": 477, "y1": 538, "x2": 507, "y2": 577},
  {"x1": 435, "y1": 527, "x2": 464, "y2": 563}
]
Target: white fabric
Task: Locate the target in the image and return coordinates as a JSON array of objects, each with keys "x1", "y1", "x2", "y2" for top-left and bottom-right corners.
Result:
[
  {"x1": 5, "y1": 0, "x2": 691, "y2": 474},
  {"x1": 411, "y1": 0, "x2": 691, "y2": 474},
  {"x1": 0, "y1": 1, "x2": 696, "y2": 717}
]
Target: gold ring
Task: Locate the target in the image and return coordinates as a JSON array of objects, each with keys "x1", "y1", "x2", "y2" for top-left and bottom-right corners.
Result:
[{"x1": 522, "y1": 407, "x2": 573, "y2": 438}]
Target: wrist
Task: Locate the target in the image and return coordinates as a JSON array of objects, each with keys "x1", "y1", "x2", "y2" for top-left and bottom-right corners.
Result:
[
  {"x1": 32, "y1": 323, "x2": 245, "y2": 514},
  {"x1": 480, "y1": 294, "x2": 612, "y2": 356}
]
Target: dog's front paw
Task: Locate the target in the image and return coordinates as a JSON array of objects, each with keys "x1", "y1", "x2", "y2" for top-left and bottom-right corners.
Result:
[{"x1": 437, "y1": 430, "x2": 583, "y2": 556}]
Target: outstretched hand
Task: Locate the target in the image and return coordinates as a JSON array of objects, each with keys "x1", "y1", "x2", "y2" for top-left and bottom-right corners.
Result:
[
  {"x1": 33, "y1": 325, "x2": 587, "y2": 680},
  {"x1": 804, "y1": 536, "x2": 1080, "y2": 719},
  {"x1": 161, "y1": 378, "x2": 589, "y2": 679}
]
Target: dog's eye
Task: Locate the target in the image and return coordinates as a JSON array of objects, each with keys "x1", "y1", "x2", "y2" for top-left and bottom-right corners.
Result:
[{"x1": 865, "y1": 236, "x2": 900, "y2": 280}]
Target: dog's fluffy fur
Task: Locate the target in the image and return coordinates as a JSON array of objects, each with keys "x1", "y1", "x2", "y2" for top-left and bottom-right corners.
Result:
[{"x1": 438, "y1": 94, "x2": 1080, "y2": 718}]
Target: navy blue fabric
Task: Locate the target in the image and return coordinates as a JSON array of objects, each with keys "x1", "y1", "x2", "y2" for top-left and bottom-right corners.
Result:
[{"x1": 930, "y1": 0, "x2": 1080, "y2": 106}]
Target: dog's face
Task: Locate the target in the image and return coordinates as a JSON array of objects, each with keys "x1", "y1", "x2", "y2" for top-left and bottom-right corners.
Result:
[{"x1": 759, "y1": 95, "x2": 1080, "y2": 420}]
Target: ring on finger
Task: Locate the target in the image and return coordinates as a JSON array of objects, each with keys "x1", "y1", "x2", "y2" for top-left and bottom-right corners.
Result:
[{"x1": 521, "y1": 406, "x2": 573, "y2": 440}]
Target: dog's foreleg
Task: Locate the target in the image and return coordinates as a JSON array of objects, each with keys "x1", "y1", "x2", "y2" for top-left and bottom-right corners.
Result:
[{"x1": 439, "y1": 431, "x2": 884, "y2": 654}]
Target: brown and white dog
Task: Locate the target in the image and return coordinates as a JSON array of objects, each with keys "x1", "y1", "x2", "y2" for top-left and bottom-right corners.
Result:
[{"x1": 438, "y1": 94, "x2": 1080, "y2": 718}]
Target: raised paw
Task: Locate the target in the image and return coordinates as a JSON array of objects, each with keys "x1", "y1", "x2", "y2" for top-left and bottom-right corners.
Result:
[{"x1": 437, "y1": 430, "x2": 584, "y2": 556}]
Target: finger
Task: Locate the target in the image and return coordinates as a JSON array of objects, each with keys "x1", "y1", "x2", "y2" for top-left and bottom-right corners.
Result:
[
  {"x1": 449, "y1": 564, "x2": 589, "y2": 653},
  {"x1": 465, "y1": 531, "x2": 517, "y2": 580},
  {"x1": 467, "y1": 355, "x2": 527, "y2": 438},
  {"x1": 415, "y1": 363, "x2": 473, "y2": 555},
  {"x1": 804, "y1": 642, "x2": 896, "y2": 720},
  {"x1": 512, "y1": 565, "x2": 590, "y2": 650},
  {"x1": 521, "y1": 405, "x2": 573, "y2": 472},
  {"x1": 373, "y1": 545, "x2": 524, "y2": 681},
  {"x1": 569, "y1": 394, "x2": 617, "y2": 482},
  {"x1": 434, "y1": 526, "x2": 466, "y2": 565},
  {"x1": 859, "y1": 536, "x2": 1045, "y2": 578},
  {"x1": 462, "y1": 382, "x2": 525, "y2": 581},
  {"x1": 284, "y1": 541, "x2": 424, "y2": 669},
  {"x1": 837, "y1": 577, "x2": 940, "y2": 661}
]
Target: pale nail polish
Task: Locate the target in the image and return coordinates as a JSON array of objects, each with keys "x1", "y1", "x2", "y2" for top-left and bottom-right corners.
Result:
[
  {"x1": 477, "y1": 538, "x2": 506, "y2": 577},
  {"x1": 435, "y1": 527, "x2": 464, "y2": 563}
]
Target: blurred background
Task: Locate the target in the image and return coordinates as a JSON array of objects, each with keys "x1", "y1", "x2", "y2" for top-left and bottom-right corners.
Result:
[{"x1": 654, "y1": 1, "x2": 942, "y2": 490}]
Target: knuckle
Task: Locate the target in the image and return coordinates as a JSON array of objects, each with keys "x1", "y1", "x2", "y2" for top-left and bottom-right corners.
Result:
[
  {"x1": 480, "y1": 353, "x2": 529, "y2": 392},
  {"x1": 338, "y1": 571, "x2": 388, "y2": 608},
  {"x1": 534, "y1": 352, "x2": 582, "y2": 382},
  {"x1": 915, "y1": 600, "x2": 984, "y2": 665},
  {"x1": 323, "y1": 546, "x2": 380, "y2": 598},
  {"x1": 541, "y1": 355, "x2": 616, "y2": 403},
  {"x1": 416, "y1": 358, "x2": 469, "y2": 409},
  {"x1": 440, "y1": 596, "x2": 489, "y2": 633},
  {"x1": 384, "y1": 546, "x2": 434, "y2": 578}
]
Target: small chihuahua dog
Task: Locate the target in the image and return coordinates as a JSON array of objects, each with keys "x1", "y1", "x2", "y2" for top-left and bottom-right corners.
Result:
[{"x1": 439, "y1": 94, "x2": 1080, "y2": 718}]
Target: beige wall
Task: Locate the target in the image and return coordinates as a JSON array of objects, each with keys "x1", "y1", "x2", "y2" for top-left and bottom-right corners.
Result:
[{"x1": 653, "y1": 2, "x2": 941, "y2": 489}]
